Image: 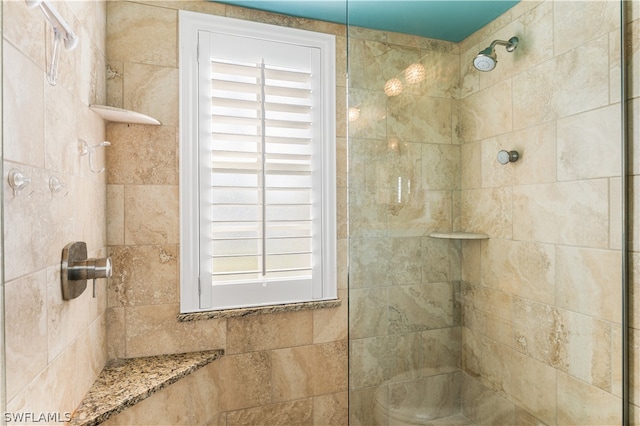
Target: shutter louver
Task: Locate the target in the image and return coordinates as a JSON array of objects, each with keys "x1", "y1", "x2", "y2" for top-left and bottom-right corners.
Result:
[{"x1": 210, "y1": 59, "x2": 314, "y2": 284}]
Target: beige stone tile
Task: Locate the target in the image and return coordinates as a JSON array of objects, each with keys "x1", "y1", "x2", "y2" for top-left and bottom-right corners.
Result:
[
  {"x1": 3, "y1": 0, "x2": 46, "y2": 69},
  {"x1": 75, "y1": 314, "x2": 108, "y2": 404},
  {"x1": 477, "y1": 337, "x2": 557, "y2": 424},
  {"x1": 421, "y1": 327, "x2": 461, "y2": 376},
  {"x1": 462, "y1": 285, "x2": 516, "y2": 347},
  {"x1": 109, "y1": 245, "x2": 178, "y2": 307},
  {"x1": 460, "y1": 142, "x2": 481, "y2": 190},
  {"x1": 225, "y1": 4, "x2": 344, "y2": 36},
  {"x1": 483, "y1": 122, "x2": 556, "y2": 187},
  {"x1": 557, "y1": 104, "x2": 622, "y2": 181},
  {"x1": 225, "y1": 398, "x2": 313, "y2": 426},
  {"x1": 337, "y1": 238, "x2": 348, "y2": 290},
  {"x1": 460, "y1": 187, "x2": 512, "y2": 239},
  {"x1": 458, "y1": 80, "x2": 512, "y2": 143},
  {"x1": 422, "y1": 237, "x2": 461, "y2": 283},
  {"x1": 348, "y1": 386, "x2": 379, "y2": 426},
  {"x1": 4, "y1": 271, "x2": 48, "y2": 402},
  {"x1": 554, "y1": 0, "x2": 620, "y2": 56},
  {"x1": 107, "y1": 1, "x2": 178, "y2": 67},
  {"x1": 557, "y1": 372, "x2": 622, "y2": 425},
  {"x1": 630, "y1": 253, "x2": 640, "y2": 330},
  {"x1": 271, "y1": 341, "x2": 347, "y2": 401},
  {"x1": 513, "y1": 180, "x2": 609, "y2": 248},
  {"x1": 7, "y1": 341, "x2": 80, "y2": 420},
  {"x1": 461, "y1": 242, "x2": 482, "y2": 285},
  {"x1": 123, "y1": 62, "x2": 178, "y2": 127},
  {"x1": 632, "y1": 328, "x2": 640, "y2": 406},
  {"x1": 313, "y1": 289, "x2": 348, "y2": 343},
  {"x1": 611, "y1": 178, "x2": 622, "y2": 251},
  {"x1": 629, "y1": 19, "x2": 640, "y2": 100},
  {"x1": 387, "y1": 190, "x2": 453, "y2": 237},
  {"x1": 388, "y1": 95, "x2": 452, "y2": 144},
  {"x1": 313, "y1": 392, "x2": 348, "y2": 426},
  {"x1": 481, "y1": 239, "x2": 555, "y2": 305},
  {"x1": 611, "y1": 323, "x2": 623, "y2": 398},
  {"x1": 562, "y1": 310, "x2": 612, "y2": 392},
  {"x1": 107, "y1": 124, "x2": 178, "y2": 185},
  {"x1": 3, "y1": 163, "x2": 48, "y2": 280},
  {"x1": 143, "y1": 0, "x2": 226, "y2": 16},
  {"x1": 336, "y1": 85, "x2": 347, "y2": 139},
  {"x1": 349, "y1": 333, "x2": 420, "y2": 389},
  {"x1": 347, "y1": 89, "x2": 388, "y2": 140},
  {"x1": 124, "y1": 303, "x2": 225, "y2": 357},
  {"x1": 226, "y1": 311, "x2": 313, "y2": 354},
  {"x1": 217, "y1": 351, "x2": 273, "y2": 412},
  {"x1": 513, "y1": 35, "x2": 610, "y2": 129},
  {"x1": 189, "y1": 361, "x2": 221, "y2": 426},
  {"x1": 44, "y1": 84, "x2": 82, "y2": 175},
  {"x1": 46, "y1": 263, "x2": 96, "y2": 362},
  {"x1": 124, "y1": 184, "x2": 179, "y2": 245},
  {"x1": 107, "y1": 184, "x2": 124, "y2": 245},
  {"x1": 610, "y1": 28, "x2": 622, "y2": 105},
  {"x1": 349, "y1": 287, "x2": 388, "y2": 339},
  {"x1": 556, "y1": 246, "x2": 622, "y2": 324},
  {"x1": 3, "y1": 41, "x2": 44, "y2": 167},
  {"x1": 388, "y1": 282, "x2": 458, "y2": 334},
  {"x1": 422, "y1": 144, "x2": 460, "y2": 190},
  {"x1": 348, "y1": 38, "x2": 421, "y2": 92},
  {"x1": 349, "y1": 237, "x2": 422, "y2": 289},
  {"x1": 461, "y1": 373, "x2": 516, "y2": 425},
  {"x1": 106, "y1": 61, "x2": 124, "y2": 109},
  {"x1": 78, "y1": 25, "x2": 107, "y2": 107},
  {"x1": 107, "y1": 307, "x2": 125, "y2": 360}
]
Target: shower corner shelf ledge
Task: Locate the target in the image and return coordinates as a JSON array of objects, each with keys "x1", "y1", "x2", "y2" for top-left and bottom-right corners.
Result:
[
  {"x1": 89, "y1": 105, "x2": 161, "y2": 126},
  {"x1": 429, "y1": 232, "x2": 489, "y2": 240}
]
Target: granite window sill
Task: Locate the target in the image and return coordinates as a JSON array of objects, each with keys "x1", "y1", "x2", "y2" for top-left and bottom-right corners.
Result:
[
  {"x1": 69, "y1": 350, "x2": 223, "y2": 426},
  {"x1": 177, "y1": 298, "x2": 342, "y2": 322}
]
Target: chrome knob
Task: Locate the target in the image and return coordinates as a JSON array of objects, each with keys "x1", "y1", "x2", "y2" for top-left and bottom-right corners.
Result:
[{"x1": 497, "y1": 150, "x2": 519, "y2": 165}]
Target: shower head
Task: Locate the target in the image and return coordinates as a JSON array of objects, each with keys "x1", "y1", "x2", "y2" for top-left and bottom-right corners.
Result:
[{"x1": 473, "y1": 37, "x2": 519, "y2": 72}]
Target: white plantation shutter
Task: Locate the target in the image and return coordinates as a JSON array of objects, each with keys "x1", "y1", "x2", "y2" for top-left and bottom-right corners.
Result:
[{"x1": 180, "y1": 12, "x2": 336, "y2": 312}]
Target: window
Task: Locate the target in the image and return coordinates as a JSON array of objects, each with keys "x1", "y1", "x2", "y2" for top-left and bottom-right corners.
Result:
[{"x1": 179, "y1": 11, "x2": 337, "y2": 313}]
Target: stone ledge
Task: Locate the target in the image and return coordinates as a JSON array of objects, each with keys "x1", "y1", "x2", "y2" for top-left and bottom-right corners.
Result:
[
  {"x1": 178, "y1": 298, "x2": 342, "y2": 322},
  {"x1": 69, "y1": 350, "x2": 224, "y2": 426}
]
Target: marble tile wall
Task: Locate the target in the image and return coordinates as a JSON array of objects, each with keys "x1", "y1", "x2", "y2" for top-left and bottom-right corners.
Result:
[
  {"x1": 105, "y1": 1, "x2": 348, "y2": 423},
  {"x1": 458, "y1": 0, "x2": 627, "y2": 424},
  {"x1": 346, "y1": 24, "x2": 463, "y2": 426},
  {"x1": 3, "y1": 0, "x2": 108, "y2": 419}
]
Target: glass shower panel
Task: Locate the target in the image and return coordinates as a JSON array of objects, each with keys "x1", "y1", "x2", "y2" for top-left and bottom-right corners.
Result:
[{"x1": 346, "y1": 1, "x2": 625, "y2": 424}]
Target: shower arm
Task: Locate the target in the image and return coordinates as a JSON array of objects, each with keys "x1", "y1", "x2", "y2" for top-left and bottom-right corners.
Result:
[{"x1": 489, "y1": 37, "x2": 519, "y2": 52}]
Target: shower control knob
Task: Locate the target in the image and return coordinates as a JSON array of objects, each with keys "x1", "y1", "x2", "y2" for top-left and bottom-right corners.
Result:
[{"x1": 497, "y1": 150, "x2": 519, "y2": 165}]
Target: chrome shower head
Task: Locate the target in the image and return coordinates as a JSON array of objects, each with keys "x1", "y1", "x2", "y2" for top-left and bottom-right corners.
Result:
[
  {"x1": 473, "y1": 37, "x2": 519, "y2": 72},
  {"x1": 473, "y1": 46, "x2": 497, "y2": 72}
]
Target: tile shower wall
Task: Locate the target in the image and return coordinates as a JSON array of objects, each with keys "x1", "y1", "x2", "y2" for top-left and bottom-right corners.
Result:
[
  {"x1": 458, "y1": 1, "x2": 625, "y2": 424},
  {"x1": 2, "y1": 0, "x2": 108, "y2": 418},
  {"x1": 105, "y1": 1, "x2": 348, "y2": 423},
  {"x1": 347, "y1": 26, "x2": 463, "y2": 425}
]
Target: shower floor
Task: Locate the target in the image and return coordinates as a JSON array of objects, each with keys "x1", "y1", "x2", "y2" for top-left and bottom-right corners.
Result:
[{"x1": 422, "y1": 412, "x2": 475, "y2": 426}]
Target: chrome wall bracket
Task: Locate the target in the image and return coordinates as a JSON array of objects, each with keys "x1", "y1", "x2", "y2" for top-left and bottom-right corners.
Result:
[{"x1": 61, "y1": 241, "x2": 112, "y2": 300}]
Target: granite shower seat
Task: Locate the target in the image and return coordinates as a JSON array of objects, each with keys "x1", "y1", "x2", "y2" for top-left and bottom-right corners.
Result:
[{"x1": 68, "y1": 350, "x2": 223, "y2": 426}]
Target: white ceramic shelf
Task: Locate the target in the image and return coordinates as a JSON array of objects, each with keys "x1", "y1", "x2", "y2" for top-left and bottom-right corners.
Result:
[
  {"x1": 90, "y1": 105, "x2": 161, "y2": 125},
  {"x1": 429, "y1": 232, "x2": 489, "y2": 240}
]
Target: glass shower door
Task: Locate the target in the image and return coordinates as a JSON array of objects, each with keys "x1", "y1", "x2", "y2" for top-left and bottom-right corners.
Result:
[{"x1": 346, "y1": 1, "x2": 627, "y2": 424}]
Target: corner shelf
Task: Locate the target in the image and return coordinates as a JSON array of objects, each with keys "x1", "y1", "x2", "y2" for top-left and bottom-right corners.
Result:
[
  {"x1": 89, "y1": 105, "x2": 161, "y2": 126},
  {"x1": 429, "y1": 232, "x2": 489, "y2": 240}
]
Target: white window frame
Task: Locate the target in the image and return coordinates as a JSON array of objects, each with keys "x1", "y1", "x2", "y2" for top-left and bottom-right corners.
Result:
[{"x1": 179, "y1": 10, "x2": 337, "y2": 313}]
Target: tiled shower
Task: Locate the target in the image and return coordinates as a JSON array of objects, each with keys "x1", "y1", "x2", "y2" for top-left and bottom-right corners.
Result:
[{"x1": 2, "y1": 0, "x2": 639, "y2": 424}]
